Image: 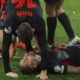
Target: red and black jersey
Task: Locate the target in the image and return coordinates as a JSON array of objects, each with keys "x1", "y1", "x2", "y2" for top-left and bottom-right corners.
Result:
[
  {"x1": 2, "y1": 0, "x2": 48, "y2": 74},
  {"x1": 0, "y1": 0, "x2": 5, "y2": 11},
  {"x1": 0, "y1": 0, "x2": 5, "y2": 4},
  {"x1": 6, "y1": 0, "x2": 37, "y2": 11},
  {"x1": 4, "y1": 0, "x2": 41, "y2": 17},
  {"x1": 0, "y1": 0, "x2": 6, "y2": 27}
]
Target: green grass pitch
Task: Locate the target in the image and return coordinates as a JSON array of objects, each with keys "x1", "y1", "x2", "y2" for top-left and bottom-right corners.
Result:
[{"x1": 0, "y1": 0, "x2": 80, "y2": 80}]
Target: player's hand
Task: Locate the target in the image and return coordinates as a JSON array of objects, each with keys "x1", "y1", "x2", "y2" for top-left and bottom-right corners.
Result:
[
  {"x1": 0, "y1": 11, "x2": 7, "y2": 21},
  {"x1": 6, "y1": 72, "x2": 18, "y2": 78},
  {"x1": 36, "y1": 70, "x2": 48, "y2": 80}
]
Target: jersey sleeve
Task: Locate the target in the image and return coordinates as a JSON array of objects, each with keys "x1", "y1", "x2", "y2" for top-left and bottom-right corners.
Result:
[{"x1": 0, "y1": 0, "x2": 6, "y2": 12}]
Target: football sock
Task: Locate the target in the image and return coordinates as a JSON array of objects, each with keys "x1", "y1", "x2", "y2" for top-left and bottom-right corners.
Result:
[
  {"x1": 47, "y1": 17, "x2": 57, "y2": 45},
  {"x1": 58, "y1": 13, "x2": 75, "y2": 40}
]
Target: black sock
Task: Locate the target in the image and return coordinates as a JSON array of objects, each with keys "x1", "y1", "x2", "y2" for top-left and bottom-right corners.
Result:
[
  {"x1": 47, "y1": 17, "x2": 57, "y2": 45},
  {"x1": 58, "y1": 13, "x2": 75, "y2": 40}
]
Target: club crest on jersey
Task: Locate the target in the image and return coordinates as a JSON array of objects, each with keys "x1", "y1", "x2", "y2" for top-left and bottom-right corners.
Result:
[{"x1": 4, "y1": 26, "x2": 12, "y2": 34}]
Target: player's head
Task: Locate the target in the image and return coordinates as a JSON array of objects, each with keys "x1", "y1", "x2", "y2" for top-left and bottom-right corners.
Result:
[
  {"x1": 17, "y1": 22, "x2": 33, "y2": 43},
  {"x1": 19, "y1": 53, "x2": 41, "y2": 74}
]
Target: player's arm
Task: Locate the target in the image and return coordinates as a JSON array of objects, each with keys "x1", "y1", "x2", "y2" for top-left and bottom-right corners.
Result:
[
  {"x1": 36, "y1": 19, "x2": 49, "y2": 80},
  {"x1": 0, "y1": 0, "x2": 6, "y2": 12},
  {"x1": 0, "y1": 0, "x2": 7, "y2": 21},
  {"x1": 67, "y1": 65, "x2": 80, "y2": 74},
  {"x1": 2, "y1": 30, "x2": 18, "y2": 78},
  {"x1": 2, "y1": 31, "x2": 12, "y2": 73}
]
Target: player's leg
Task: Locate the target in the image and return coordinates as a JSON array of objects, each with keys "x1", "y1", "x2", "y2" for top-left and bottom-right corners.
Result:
[
  {"x1": 2, "y1": 14, "x2": 18, "y2": 78},
  {"x1": 56, "y1": 0, "x2": 75, "y2": 40},
  {"x1": 67, "y1": 65, "x2": 80, "y2": 74},
  {"x1": 45, "y1": 1, "x2": 57, "y2": 48},
  {"x1": 35, "y1": 16, "x2": 49, "y2": 80}
]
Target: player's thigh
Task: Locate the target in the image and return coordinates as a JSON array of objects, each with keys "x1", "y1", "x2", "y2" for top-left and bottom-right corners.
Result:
[
  {"x1": 55, "y1": 0, "x2": 64, "y2": 15},
  {"x1": 56, "y1": 0, "x2": 64, "y2": 10},
  {"x1": 45, "y1": 0, "x2": 58, "y2": 16}
]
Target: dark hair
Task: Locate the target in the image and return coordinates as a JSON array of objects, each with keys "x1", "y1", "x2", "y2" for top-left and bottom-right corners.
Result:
[
  {"x1": 17, "y1": 22, "x2": 33, "y2": 43},
  {"x1": 20, "y1": 65, "x2": 36, "y2": 75}
]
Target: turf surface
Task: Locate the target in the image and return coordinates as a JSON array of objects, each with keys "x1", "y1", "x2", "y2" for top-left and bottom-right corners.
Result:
[{"x1": 0, "y1": 0, "x2": 80, "y2": 80}]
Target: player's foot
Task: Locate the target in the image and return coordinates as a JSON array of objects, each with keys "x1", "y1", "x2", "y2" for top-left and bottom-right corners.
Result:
[
  {"x1": 48, "y1": 44, "x2": 60, "y2": 52},
  {"x1": 17, "y1": 41, "x2": 25, "y2": 49},
  {"x1": 6, "y1": 72, "x2": 18, "y2": 78},
  {"x1": 67, "y1": 36, "x2": 80, "y2": 46},
  {"x1": 55, "y1": 43, "x2": 66, "y2": 50}
]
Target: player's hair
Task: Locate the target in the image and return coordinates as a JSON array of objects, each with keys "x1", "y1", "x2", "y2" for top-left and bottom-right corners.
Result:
[
  {"x1": 17, "y1": 22, "x2": 33, "y2": 42},
  {"x1": 20, "y1": 65, "x2": 36, "y2": 74},
  {"x1": 20, "y1": 54, "x2": 37, "y2": 74}
]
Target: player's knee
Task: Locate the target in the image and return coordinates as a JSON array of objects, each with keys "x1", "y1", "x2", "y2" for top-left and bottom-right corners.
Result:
[
  {"x1": 56, "y1": 2, "x2": 64, "y2": 16},
  {"x1": 56, "y1": 7, "x2": 64, "y2": 16},
  {"x1": 46, "y1": 4, "x2": 56, "y2": 16}
]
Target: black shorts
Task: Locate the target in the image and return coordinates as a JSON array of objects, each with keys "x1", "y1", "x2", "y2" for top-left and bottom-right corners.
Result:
[{"x1": 44, "y1": 0, "x2": 64, "y2": 4}]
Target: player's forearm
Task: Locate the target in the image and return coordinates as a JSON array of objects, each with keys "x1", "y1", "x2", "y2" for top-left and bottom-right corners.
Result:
[
  {"x1": 0, "y1": 0, "x2": 6, "y2": 12},
  {"x1": 67, "y1": 65, "x2": 80, "y2": 74},
  {"x1": 37, "y1": 27, "x2": 49, "y2": 70}
]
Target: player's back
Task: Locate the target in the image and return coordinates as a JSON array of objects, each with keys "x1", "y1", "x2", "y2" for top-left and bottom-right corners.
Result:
[
  {"x1": 5, "y1": 0, "x2": 41, "y2": 17},
  {"x1": 6, "y1": 0, "x2": 39, "y2": 11}
]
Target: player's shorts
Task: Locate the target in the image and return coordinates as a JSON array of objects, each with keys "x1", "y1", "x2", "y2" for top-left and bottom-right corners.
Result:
[{"x1": 44, "y1": 0, "x2": 64, "y2": 4}]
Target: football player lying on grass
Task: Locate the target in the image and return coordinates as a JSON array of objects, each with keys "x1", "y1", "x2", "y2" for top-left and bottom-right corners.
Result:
[{"x1": 20, "y1": 43, "x2": 80, "y2": 75}]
